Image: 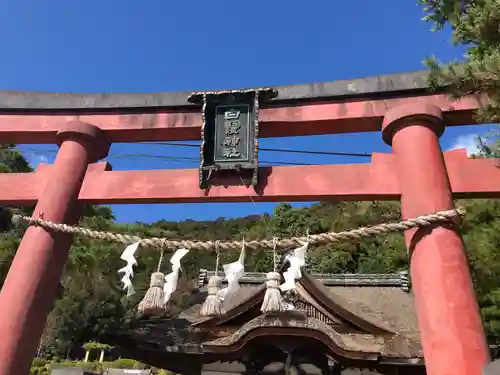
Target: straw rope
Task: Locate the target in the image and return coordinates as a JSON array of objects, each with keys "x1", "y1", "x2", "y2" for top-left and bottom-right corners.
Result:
[{"x1": 11, "y1": 208, "x2": 464, "y2": 251}]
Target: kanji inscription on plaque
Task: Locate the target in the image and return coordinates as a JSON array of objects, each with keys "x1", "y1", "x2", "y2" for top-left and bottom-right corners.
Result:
[{"x1": 214, "y1": 104, "x2": 250, "y2": 163}]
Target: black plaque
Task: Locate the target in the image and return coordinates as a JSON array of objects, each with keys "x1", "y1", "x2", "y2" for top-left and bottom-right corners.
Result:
[
  {"x1": 188, "y1": 88, "x2": 277, "y2": 189},
  {"x1": 214, "y1": 104, "x2": 251, "y2": 164}
]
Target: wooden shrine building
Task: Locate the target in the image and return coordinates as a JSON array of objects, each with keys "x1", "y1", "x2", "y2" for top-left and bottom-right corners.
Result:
[
  {"x1": 104, "y1": 258, "x2": 422, "y2": 375},
  {"x1": 0, "y1": 69, "x2": 499, "y2": 375}
]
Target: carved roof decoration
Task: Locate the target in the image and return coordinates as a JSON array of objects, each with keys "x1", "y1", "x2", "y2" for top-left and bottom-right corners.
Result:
[{"x1": 201, "y1": 314, "x2": 421, "y2": 359}]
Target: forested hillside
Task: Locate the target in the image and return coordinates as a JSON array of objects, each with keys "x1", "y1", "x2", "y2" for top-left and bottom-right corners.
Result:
[{"x1": 2, "y1": 144, "x2": 500, "y2": 359}]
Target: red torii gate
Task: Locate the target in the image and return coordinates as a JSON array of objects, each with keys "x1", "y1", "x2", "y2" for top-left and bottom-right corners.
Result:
[{"x1": 0, "y1": 70, "x2": 496, "y2": 375}]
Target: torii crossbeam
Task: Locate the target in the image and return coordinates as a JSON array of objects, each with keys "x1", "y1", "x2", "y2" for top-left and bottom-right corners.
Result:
[{"x1": 0, "y1": 70, "x2": 494, "y2": 375}]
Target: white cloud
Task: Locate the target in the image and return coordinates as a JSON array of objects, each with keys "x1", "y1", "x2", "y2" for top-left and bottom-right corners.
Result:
[
  {"x1": 446, "y1": 134, "x2": 482, "y2": 156},
  {"x1": 25, "y1": 153, "x2": 49, "y2": 168}
]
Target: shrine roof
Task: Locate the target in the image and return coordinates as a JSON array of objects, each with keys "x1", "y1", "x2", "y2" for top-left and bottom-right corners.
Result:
[
  {"x1": 0, "y1": 70, "x2": 431, "y2": 111},
  {"x1": 325, "y1": 285, "x2": 419, "y2": 341},
  {"x1": 192, "y1": 269, "x2": 417, "y2": 340},
  {"x1": 102, "y1": 269, "x2": 422, "y2": 369}
]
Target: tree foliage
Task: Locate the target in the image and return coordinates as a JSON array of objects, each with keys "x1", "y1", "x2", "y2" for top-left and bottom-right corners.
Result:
[
  {"x1": 420, "y1": 0, "x2": 500, "y2": 122},
  {"x1": 0, "y1": 144, "x2": 32, "y2": 173}
]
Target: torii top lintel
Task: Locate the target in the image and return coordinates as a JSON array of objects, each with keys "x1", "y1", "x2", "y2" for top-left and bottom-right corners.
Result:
[{"x1": 0, "y1": 70, "x2": 486, "y2": 144}]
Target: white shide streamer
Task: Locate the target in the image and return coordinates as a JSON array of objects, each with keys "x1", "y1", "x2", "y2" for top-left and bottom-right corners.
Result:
[
  {"x1": 280, "y1": 242, "x2": 308, "y2": 292},
  {"x1": 218, "y1": 245, "x2": 246, "y2": 303},
  {"x1": 117, "y1": 242, "x2": 140, "y2": 297},
  {"x1": 164, "y1": 248, "x2": 190, "y2": 304}
]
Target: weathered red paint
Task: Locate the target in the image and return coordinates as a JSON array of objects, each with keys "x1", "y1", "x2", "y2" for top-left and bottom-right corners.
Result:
[
  {"x1": 0, "y1": 94, "x2": 485, "y2": 143},
  {"x1": 0, "y1": 122, "x2": 109, "y2": 375},
  {"x1": 0, "y1": 150, "x2": 498, "y2": 204},
  {"x1": 382, "y1": 103, "x2": 489, "y2": 375}
]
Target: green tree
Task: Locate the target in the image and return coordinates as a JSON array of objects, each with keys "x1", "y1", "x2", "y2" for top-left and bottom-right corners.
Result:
[
  {"x1": 420, "y1": 0, "x2": 500, "y2": 122},
  {"x1": 0, "y1": 144, "x2": 32, "y2": 173}
]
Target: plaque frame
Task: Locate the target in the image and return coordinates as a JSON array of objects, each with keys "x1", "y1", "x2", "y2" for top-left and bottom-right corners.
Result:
[{"x1": 188, "y1": 88, "x2": 278, "y2": 189}]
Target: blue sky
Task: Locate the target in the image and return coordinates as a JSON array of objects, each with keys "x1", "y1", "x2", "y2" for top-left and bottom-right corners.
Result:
[{"x1": 0, "y1": 0, "x2": 494, "y2": 223}]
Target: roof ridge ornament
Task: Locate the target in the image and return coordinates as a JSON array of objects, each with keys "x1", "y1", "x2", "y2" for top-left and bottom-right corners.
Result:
[
  {"x1": 187, "y1": 88, "x2": 278, "y2": 189},
  {"x1": 198, "y1": 270, "x2": 412, "y2": 291}
]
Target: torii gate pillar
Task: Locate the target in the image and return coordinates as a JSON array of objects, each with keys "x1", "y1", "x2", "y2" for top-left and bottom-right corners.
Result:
[
  {"x1": 0, "y1": 121, "x2": 109, "y2": 375},
  {"x1": 382, "y1": 103, "x2": 490, "y2": 375}
]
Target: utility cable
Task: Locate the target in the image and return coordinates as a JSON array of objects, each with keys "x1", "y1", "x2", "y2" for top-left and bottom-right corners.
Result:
[
  {"x1": 20, "y1": 147, "x2": 315, "y2": 166},
  {"x1": 140, "y1": 142, "x2": 371, "y2": 158}
]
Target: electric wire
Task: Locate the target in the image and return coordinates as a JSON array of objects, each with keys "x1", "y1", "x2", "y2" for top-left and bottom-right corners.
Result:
[
  {"x1": 20, "y1": 147, "x2": 316, "y2": 166},
  {"x1": 6, "y1": 136, "x2": 374, "y2": 168},
  {"x1": 18, "y1": 139, "x2": 372, "y2": 167},
  {"x1": 140, "y1": 141, "x2": 371, "y2": 158}
]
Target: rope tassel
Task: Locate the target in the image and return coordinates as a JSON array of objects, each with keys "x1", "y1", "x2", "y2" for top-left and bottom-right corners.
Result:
[
  {"x1": 138, "y1": 250, "x2": 166, "y2": 315},
  {"x1": 261, "y1": 238, "x2": 284, "y2": 314},
  {"x1": 200, "y1": 242, "x2": 225, "y2": 317},
  {"x1": 200, "y1": 275, "x2": 225, "y2": 317},
  {"x1": 138, "y1": 271, "x2": 166, "y2": 315},
  {"x1": 261, "y1": 271, "x2": 285, "y2": 314}
]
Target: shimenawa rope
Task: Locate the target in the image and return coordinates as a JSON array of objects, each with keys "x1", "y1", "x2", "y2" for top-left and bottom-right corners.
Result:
[{"x1": 11, "y1": 208, "x2": 464, "y2": 251}]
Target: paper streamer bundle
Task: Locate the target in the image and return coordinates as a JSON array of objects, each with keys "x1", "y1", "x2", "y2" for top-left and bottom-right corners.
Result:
[
  {"x1": 163, "y1": 248, "x2": 190, "y2": 304},
  {"x1": 218, "y1": 243, "x2": 246, "y2": 305},
  {"x1": 280, "y1": 242, "x2": 308, "y2": 292},
  {"x1": 117, "y1": 242, "x2": 140, "y2": 297}
]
